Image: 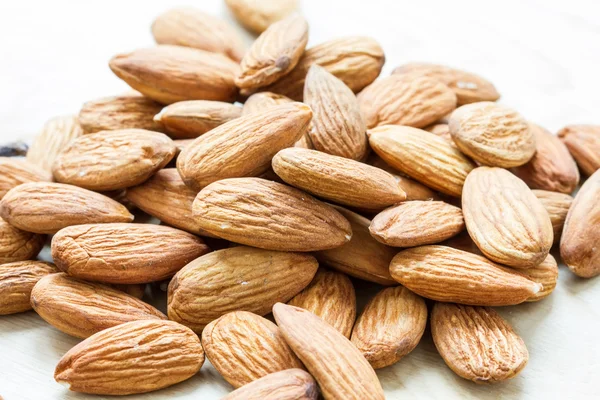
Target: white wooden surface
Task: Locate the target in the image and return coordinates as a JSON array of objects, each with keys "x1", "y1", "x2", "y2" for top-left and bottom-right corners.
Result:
[{"x1": 1, "y1": 0, "x2": 600, "y2": 399}]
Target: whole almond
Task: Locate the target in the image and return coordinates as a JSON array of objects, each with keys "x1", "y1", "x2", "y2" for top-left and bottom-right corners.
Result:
[
  {"x1": 449, "y1": 102, "x2": 535, "y2": 167},
  {"x1": 225, "y1": 0, "x2": 299, "y2": 34},
  {"x1": 168, "y1": 246, "x2": 318, "y2": 332},
  {"x1": 560, "y1": 169, "x2": 600, "y2": 277},
  {"x1": 288, "y1": 269, "x2": 356, "y2": 338},
  {"x1": 0, "y1": 158, "x2": 52, "y2": 199},
  {"x1": 78, "y1": 93, "x2": 164, "y2": 134},
  {"x1": 273, "y1": 303, "x2": 385, "y2": 400},
  {"x1": 513, "y1": 123, "x2": 580, "y2": 193},
  {"x1": 26, "y1": 115, "x2": 83, "y2": 172},
  {"x1": 0, "y1": 182, "x2": 133, "y2": 234},
  {"x1": 389, "y1": 245, "x2": 542, "y2": 306},
  {"x1": 463, "y1": 167, "x2": 553, "y2": 268},
  {"x1": 109, "y1": 45, "x2": 240, "y2": 104},
  {"x1": 532, "y1": 189, "x2": 573, "y2": 243},
  {"x1": 192, "y1": 178, "x2": 352, "y2": 251},
  {"x1": 222, "y1": 369, "x2": 317, "y2": 400},
  {"x1": 351, "y1": 286, "x2": 427, "y2": 369},
  {"x1": 51, "y1": 223, "x2": 209, "y2": 284},
  {"x1": 52, "y1": 129, "x2": 176, "y2": 191},
  {"x1": 54, "y1": 320, "x2": 204, "y2": 395},
  {"x1": 202, "y1": 311, "x2": 303, "y2": 388},
  {"x1": 358, "y1": 75, "x2": 457, "y2": 129},
  {"x1": 431, "y1": 302, "x2": 528, "y2": 383},
  {"x1": 154, "y1": 100, "x2": 242, "y2": 139},
  {"x1": 151, "y1": 7, "x2": 245, "y2": 62},
  {"x1": 31, "y1": 273, "x2": 166, "y2": 338},
  {"x1": 0, "y1": 261, "x2": 57, "y2": 315},
  {"x1": 367, "y1": 155, "x2": 438, "y2": 201},
  {"x1": 242, "y1": 92, "x2": 293, "y2": 115},
  {"x1": 368, "y1": 125, "x2": 475, "y2": 197},
  {"x1": 522, "y1": 254, "x2": 558, "y2": 302},
  {"x1": 177, "y1": 102, "x2": 312, "y2": 190},
  {"x1": 0, "y1": 217, "x2": 45, "y2": 263},
  {"x1": 272, "y1": 148, "x2": 406, "y2": 210},
  {"x1": 557, "y1": 124, "x2": 600, "y2": 176}
]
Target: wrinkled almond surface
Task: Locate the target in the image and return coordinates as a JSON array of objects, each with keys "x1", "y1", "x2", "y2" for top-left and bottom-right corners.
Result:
[
  {"x1": 533, "y1": 189, "x2": 573, "y2": 243},
  {"x1": 225, "y1": 0, "x2": 299, "y2": 34},
  {"x1": 0, "y1": 157, "x2": 52, "y2": 199},
  {"x1": 0, "y1": 217, "x2": 45, "y2": 264},
  {"x1": 26, "y1": 115, "x2": 83, "y2": 172},
  {"x1": 557, "y1": 124, "x2": 600, "y2": 176},
  {"x1": 522, "y1": 254, "x2": 558, "y2": 302},
  {"x1": 0, "y1": 261, "x2": 57, "y2": 315}
]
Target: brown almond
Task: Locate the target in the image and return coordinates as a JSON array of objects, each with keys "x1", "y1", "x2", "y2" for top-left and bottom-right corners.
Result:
[
  {"x1": 522, "y1": 254, "x2": 558, "y2": 302},
  {"x1": 225, "y1": 0, "x2": 299, "y2": 34},
  {"x1": 532, "y1": 189, "x2": 573, "y2": 243},
  {"x1": 557, "y1": 124, "x2": 600, "y2": 176},
  {"x1": 0, "y1": 217, "x2": 45, "y2": 263},
  {"x1": 0, "y1": 261, "x2": 58, "y2": 315},
  {"x1": 26, "y1": 115, "x2": 83, "y2": 172},
  {"x1": 222, "y1": 369, "x2": 317, "y2": 400},
  {"x1": 0, "y1": 158, "x2": 52, "y2": 199}
]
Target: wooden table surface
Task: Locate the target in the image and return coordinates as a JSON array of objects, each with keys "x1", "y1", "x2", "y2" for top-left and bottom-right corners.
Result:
[{"x1": 1, "y1": 1, "x2": 599, "y2": 399}]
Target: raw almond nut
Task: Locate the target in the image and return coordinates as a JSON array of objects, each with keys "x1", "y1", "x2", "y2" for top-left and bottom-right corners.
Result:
[
  {"x1": 0, "y1": 158, "x2": 53, "y2": 199},
  {"x1": 52, "y1": 129, "x2": 176, "y2": 191},
  {"x1": 151, "y1": 7, "x2": 245, "y2": 62},
  {"x1": 202, "y1": 311, "x2": 303, "y2": 387},
  {"x1": 242, "y1": 92, "x2": 293, "y2": 115},
  {"x1": 560, "y1": 169, "x2": 600, "y2": 277},
  {"x1": 315, "y1": 206, "x2": 396, "y2": 285},
  {"x1": 522, "y1": 254, "x2": 558, "y2": 302},
  {"x1": 351, "y1": 286, "x2": 427, "y2": 369},
  {"x1": 0, "y1": 217, "x2": 45, "y2": 263},
  {"x1": 192, "y1": 178, "x2": 352, "y2": 251},
  {"x1": 392, "y1": 63, "x2": 500, "y2": 105},
  {"x1": 288, "y1": 269, "x2": 356, "y2": 338},
  {"x1": 54, "y1": 320, "x2": 204, "y2": 395},
  {"x1": 367, "y1": 155, "x2": 438, "y2": 201},
  {"x1": 154, "y1": 100, "x2": 242, "y2": 139},
  {"x1": 304, "y1": 64, "x2": 368, "y2": 160},
  {"x1": 512, "y1": 123, "x2": 580, "y2": 193},
  {"x1": 51, "y1": 223, "x2": 209, "y2": 284},
  {"x1": 389, "y1": 245, "x2": 542, "y2": 306},
  {"x1": 78, "y1": 92, "x2": 164, "y2": 134},
  {"x1": 0, "y1": 261, "x2": 57, "y2": 315},
  {"x1": 31, "y1": 273, "x2": 166, "y2": 338},
  {"x1": 431, "y1": 302, "x2": 528, "y2": 383},
  {"x1": 358, "y1": 75, "x2": 457, "y2": 129},
  {"x1": 369, "y1": 201, "x2": 465, "y2": 247},
  {"x1": 532, "y1": 189, "x2": 573, "y2": 243},
  {"x1": 368, "y1": 125, "x2": 475, "y2": 197},
  {"x1": 272, "y1": 148, "x2": 406, "y2": 210},
  {"x1": 177, "y1": 102, "x2": 312, "y2": 190},
  {"x1": 225, "y1": 0, "x2": 299, "y2": 34},
  {"x1": 0, "y1": 182, "x2": 133, "y2": 234},
  {"x1": 109, "y1": 45, "x2": 240, "y2": 104},
  {"x1": 462, "y1": 167, "x2": 553, "y2": 268},
  {"x1": 222, "y1": 369, "x2": 317, "y2": 400},
  {"x1": 26, "y1": 115, "x2": 83, "y2": 172},
  {"x1": 168, "y1": 246, "x2": 318, "y2": 332},
  {"x1": 273, "y1": 303, "x2": 385, "y2": 400},
  {"x1": 557, "y1": 124, "x2": 600, "y2": 176},
  {"x1": 449, "y1": 102, "x2": 535, "y2": 168}
]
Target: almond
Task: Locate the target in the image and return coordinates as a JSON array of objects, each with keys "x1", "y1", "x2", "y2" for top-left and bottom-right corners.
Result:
[
  {"x1": 389, "y1": 245, "x2": 541, "y2": 306},
  {"x1": 424, "y1": 123, "x2": 453, "y2": 144},
  {"x1": 168, "y1": 246, "x2": 318, "y2": 332},
  {"x1": 368, "y1": 125, "x2": 475, "y2": 197},
  {"x1": 177, "y1": 102, "x2": 311, "y2": 190},
  {"x1": 0, "y1": 261, "x2": 57, "y2": 315},
  {"x1": 222, "y1": 369, "x2": 317, "y2": 400},
  {"x1": 0, "y1": 182, "x2": 133, "y2": 234},
  {"x1": 54, "y1": 320, "x2": 204, "y2": 395},
  {"x1": 449, "y1": 102, "x2": 535, "y2": 167},
  {"x1": 351, "y1": 286, "x2": 427, "y2": 369},
  {"x1": 52, "y1": 129, "x2": 176, "y2": 191},
  {"x1": 202, "y1": 311, "x2": 303, "y2": 388},
  {"x1": 26, "y1": 115, "x2": 83, "y2": 172},
  {"x1": 557, "y1": 124, "x2": 600, "y2": 176},
  {"x1": 0, "y1": 158, "x2": 52, "y2": 199},
  {"x1": 0, "y1": 217, "x2": 45, "y2": 263},
  {"x1": 51, "y1": 223, "x2": 209, "y2": 284},
  {"x1": 192, "y1": 178, "x2": 352, "y2": 251},
  {"x1": 273, "y1": 303, "x2": 385, "y2": 400},
  {"x1": 462, "y1": 167, "x2": 553, "y2": 268},
  {"x1": 431, "y1": 302, "x2": 528, "y2": 383},
  {"x1": 522, "y1": 254, "x2": 558, "y2": 302},
  {"x1": 31, "y1": 273, "x2": 166, "y2": 338},
  {"x1": 367, "y1": 155, "x2": 439, "y2": 201},
  {"x1": 225, "y1": 0, "x2": 299, "y2": 34},
  {"x1": 109, "y1": 45, "x2": 240, "y2": 104},
  {"x1": 242, "y1": 92, "x2": 293, "y2": 115},
  {"x1": 532, "y1": 189, "x2": 573, "y2": 243}
]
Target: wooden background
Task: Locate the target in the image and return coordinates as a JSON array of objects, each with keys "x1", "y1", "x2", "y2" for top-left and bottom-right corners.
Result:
[{"x1": 1, "y1": 0, "x2": 599, "y2": 399}]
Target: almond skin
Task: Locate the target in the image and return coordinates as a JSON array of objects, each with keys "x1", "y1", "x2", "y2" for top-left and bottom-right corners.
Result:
[
  {"x1": 51, "y1": 223, "x2": 209, "y2": 284},
  {"x1": 288, "y1": 269, "x2": 356, "y2": 338},
  {"x1": 449, "y1": 102, "x2": 535, "y2": 168},
  {"x1": 560, "y1": 169, "x2": 600, "y2": 277},
  {"x1": 222, "y1": 369, "x2": 317, "y2": 400},
  {"x1": 431, "y1": 302, "x2": 528, "y2": 383},
  {"x1": 168, "y1": 246, "x2": 318, "y2": 332},
  {"x1": 26, "y1": 115, "x2": 83, "y2": 172},
  {"x1": 0, "y1": 182, "x2": 133, "y2": 234},
  {"x1": 462, "y1": 167, "x2": 553, "y2": 269},
  {"x1": 273, "y1": 303, "x2": 385, "y2": 400},
  {"x1": 54, "y1": 320, "x2": 204, "y2": 395},
  {"x1": 109, "y1": 45, "x2": 240, "y2": 104},
  {"x1": 0, "y1": 217, "x2": 45, "y2": 263},
  {"x1": 370, "y1": 201, "x2": 464, "y2": 247},
  {"x1": 177, "y1": 102, "x2": 312, "y2": 190},
  {"x1": 52, "y1": 129, "x2": 176, "y2": 191},
  {"x1": 533, "y1": 189, "x2": 573, "y2": 243},
  {"x1": 389, "y1": 245, "x2": 542, "y2": 306},
  {"x1": 351, "y1": 286, "x2": 427, "y2": 369},
  {"x1": 242, "y1": 92, "x2": 293, "y2": 115},
  {"x1": 192, "y1": 178, "x2": 352, "y2": 252},
  {"x1": 0, "y1": 158, "x2": 52, "y2": 199},
  {"x1": 557, "y1": 124, "x2": 600, "y2": 176},
  {"x1": 31, "y1": 273, "x2": 166, "y2": 338},
  {"x1": 225, "y1": 0, "x2": 299, "y2": 34},
  {"x1": 202, "y1": 311, "x2": 304, "y2": 388},
  {"x1": 272, "y1": 148, "x2": 406, "y2": 210},
  {"x1": 0, "y1": 261, "x2": 58, "y2": 315},
  {"x1": 522, "y1": 254, "x2": 558, "y2": 302}
]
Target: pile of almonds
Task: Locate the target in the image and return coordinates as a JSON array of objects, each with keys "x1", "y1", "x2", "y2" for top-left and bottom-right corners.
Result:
[{"x1": 1, "y1": 0, "x2": 600, "y2": 398}]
